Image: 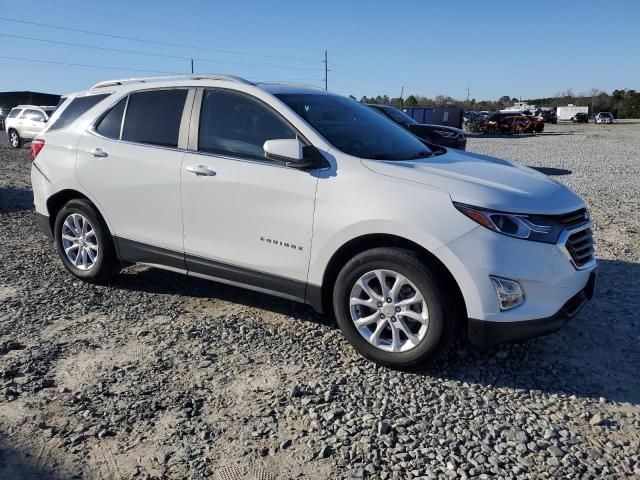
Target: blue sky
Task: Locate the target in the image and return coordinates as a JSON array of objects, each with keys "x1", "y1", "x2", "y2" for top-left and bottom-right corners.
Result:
[{"x1": 0, "y1": 0, "x2": 638, "y2": 100}]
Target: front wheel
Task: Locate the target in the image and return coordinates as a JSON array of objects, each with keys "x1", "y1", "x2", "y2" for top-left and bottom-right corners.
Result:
[
  {"x1": 8, "y1": 130, "x2": 22, "y2": 148},
  {"x1": 332, "y1": 247, "x2": 455, "y2": 368},
  {"x1": 54, "y1": 199, "x2": 121, "y2": 283}
]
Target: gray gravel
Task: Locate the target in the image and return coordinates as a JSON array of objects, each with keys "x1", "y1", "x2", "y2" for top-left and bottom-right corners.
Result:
[{"x1": 1, "y1": 122, "x2": 639, "y2": 479}]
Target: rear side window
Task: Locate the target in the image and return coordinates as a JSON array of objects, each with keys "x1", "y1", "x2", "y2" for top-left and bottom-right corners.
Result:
[
  {"x1": 23, "y1": 109, "x2": 46, "y2": 122},
  {"x1": 121, "y1": 89, "x2": 187, "y2": 148},
  {"x1": 95, "y1": 98, "x2": 127, "y2": 139},
  {"x1": 7, "y1": 109, "x2": 21, "y2": 119},
  {"x1": 198, "y1": 90, "x2": 296, "y2": 160},
  {"x1": 48, "y1": 94, "x2": 109, "y2": 131}
]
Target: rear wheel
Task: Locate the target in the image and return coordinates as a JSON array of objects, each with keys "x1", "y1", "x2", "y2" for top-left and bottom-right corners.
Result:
[
  {"x1": 8, "y1": 130, "x2": 22, "y2": 148},
  {"x1": 332, "y1": 247, "x2": 454, "y2": 368},
  {"x1": 54, "y1": 199, "x2": 121, "y2": 283}
]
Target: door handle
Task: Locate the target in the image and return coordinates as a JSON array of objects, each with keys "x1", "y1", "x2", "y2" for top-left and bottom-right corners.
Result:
[
  {"x1": 186, "y1": 165, "x2": 216, "y2": 176},
  {"x1": 90, "y1": 148, "x2": 108, "y2": 158}
]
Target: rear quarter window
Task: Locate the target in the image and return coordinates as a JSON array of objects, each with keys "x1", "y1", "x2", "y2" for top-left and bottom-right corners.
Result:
[{"x1": 48, "y1": 94, "x2": 110, "y2": 131}]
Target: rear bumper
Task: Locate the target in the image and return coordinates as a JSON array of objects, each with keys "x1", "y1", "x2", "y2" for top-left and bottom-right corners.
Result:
[
  {"x1": 35, "y1": 212, "x2": 53, "y2": 241},
  {"x1": 468, "y1": 271, "x2": 596, "y2": 349}
]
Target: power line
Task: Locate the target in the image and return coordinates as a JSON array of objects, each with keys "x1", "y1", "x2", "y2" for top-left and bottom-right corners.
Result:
[
  {"x1": 0, "y1": 16, "x2": 319, "y2": 64},
  {"x1": 0, "y1": 33, "x2": 320, "y2": 71},
  {"x1": 0, "y1": 55, "x2": 179, "y2": 74},
  {"x1": 0, "y1": 55, "x2": 323, "y2": 84}
]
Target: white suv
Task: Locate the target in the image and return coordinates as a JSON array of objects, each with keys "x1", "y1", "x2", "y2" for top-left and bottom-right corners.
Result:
[
  {"x1": 5, "y1": 105, "x2": 56, "y2": 148},
  {"x1": 30, "y1": 75, "x2": 597, "y2": 368}
]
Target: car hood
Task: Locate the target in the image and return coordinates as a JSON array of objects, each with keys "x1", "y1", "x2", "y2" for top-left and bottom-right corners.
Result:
[{"x1": 362, "y1": 149, "x2": 585, "y2": 214}]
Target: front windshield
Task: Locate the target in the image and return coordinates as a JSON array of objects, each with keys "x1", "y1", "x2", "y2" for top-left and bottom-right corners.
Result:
[
  {"x1": 275, "y1": 93, "x2": 431, "y2": 160},
  {"x1": 378, "y1": 106, "x2": 419, "y2": 125}
]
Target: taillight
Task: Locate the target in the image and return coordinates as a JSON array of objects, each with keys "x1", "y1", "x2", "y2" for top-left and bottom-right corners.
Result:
[{"x1": 30, "y1": 139, "x2": 45, "y2": 161}]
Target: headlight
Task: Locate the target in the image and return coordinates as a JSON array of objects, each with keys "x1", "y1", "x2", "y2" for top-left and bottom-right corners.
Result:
[{"x1": 454, "y1": 203, "x2": 564, "y2": 243}]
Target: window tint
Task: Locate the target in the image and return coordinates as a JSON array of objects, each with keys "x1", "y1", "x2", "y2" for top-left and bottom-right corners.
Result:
[
  {"x1": 122, "y1": 89, "x2": 187, "y2": 148},
  {"x1": 198, "y1": 90, "x2": 296, "y2": 160},
  {"x1": 48, "y1": 94, "x2": 109, "y2": 131},
  {"x1": 95, "y1": 98, "x2": 127, "y2": 139},
  {"x1": 23, "y1": 109, "x2": 46, "y2": 122},
  {"x1": 7, "y1": 109, "x2": 22, "y2": 119}
]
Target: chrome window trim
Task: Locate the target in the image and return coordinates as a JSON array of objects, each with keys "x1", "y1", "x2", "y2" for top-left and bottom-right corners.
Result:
[{"x1": 557, "y1": 221, "x2": 597, "y2": 270}]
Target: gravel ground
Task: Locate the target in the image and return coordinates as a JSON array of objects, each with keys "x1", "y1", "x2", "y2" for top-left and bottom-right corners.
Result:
[{"x1": 0, "y1": 121, "x2": 639, "y2": 480}]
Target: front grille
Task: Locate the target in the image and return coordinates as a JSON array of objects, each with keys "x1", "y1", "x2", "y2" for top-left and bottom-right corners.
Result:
[
  {"x1": 557, "y1": 208, "x2": 589, "y2": 228},
  {"x1": 565, "y1": 227, "x2": 595, "y2": 267}
]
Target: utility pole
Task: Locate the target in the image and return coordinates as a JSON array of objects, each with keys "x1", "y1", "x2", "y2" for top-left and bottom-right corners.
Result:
[
  {"x1": 400, "y1": 86, "x2": 404, "y2": 105},
  {"x1": 191, "y1": 58, "x2": 194, "y2": 74},
  {"x1": 323, "y1": 50, "x2": 328, "y2": 91},
  {"x1": 466, "y1": 83, "x2": 470, "y2": 110}
]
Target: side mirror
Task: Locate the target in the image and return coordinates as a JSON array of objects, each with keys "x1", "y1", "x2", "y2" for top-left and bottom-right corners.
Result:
[{"x1": 263, "y1": 138, "x2": 323, "y2": 169}]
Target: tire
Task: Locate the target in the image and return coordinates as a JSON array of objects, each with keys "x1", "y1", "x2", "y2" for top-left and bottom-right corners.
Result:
[
  {"x1": 332, "y1": 247, "x2": 455, "y2": 369},
  {"x1": 8, "y1": 129, "x2": 22, "y2": 148},
  {"x1": 54, "y1": 198, "x2": 121, "y2": 283}
]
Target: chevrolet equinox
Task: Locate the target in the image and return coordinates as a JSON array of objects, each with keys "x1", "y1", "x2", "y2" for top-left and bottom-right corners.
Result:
[{"x1": 30, "y1": 75, "x2": 597, "y2": 368}]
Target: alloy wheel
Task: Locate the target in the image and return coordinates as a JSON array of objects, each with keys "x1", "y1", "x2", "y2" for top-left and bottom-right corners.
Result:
[
  {"x1": 10, "y1": 132, "x2": 18, "y2": 147},
  {"x1": 61, "y1": 213, "x2": 99, "y2": 271},
  {"x1": 349, "y1": 269, "x2": 429, "y2": 352}
]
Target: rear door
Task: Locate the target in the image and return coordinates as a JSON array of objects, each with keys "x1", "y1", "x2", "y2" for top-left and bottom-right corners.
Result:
[{"x1": 76, "y1": 88, "x2": 192, "y2": 264}]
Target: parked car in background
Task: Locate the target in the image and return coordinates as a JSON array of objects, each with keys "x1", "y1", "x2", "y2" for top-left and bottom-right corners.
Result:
[
  {"x1": 368, "y1": 104, "x2": 467, "y2": 150},
  {"x1": 571, "y1": 112, "x2": 589, "y2": 123},
  {"x1": 537, "y1": 109, "x2": 557, "y2": 124},
  {"x1": 31, "y1": 75, "x2": 596, "y2": 368},
  {"x1": 595, "y1": 112, "x2": 614, "y2": 124},
  {"x1": 5, "y1": 105, "x2": 56, "y2": 148}
]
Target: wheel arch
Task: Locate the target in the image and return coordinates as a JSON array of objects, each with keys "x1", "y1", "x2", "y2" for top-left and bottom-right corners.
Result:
[
  {"x1": 46, "y1": 189, "x2": 92, "y2": 232},
  {"x1": 310, "y1": 233, "x2": 467, "y2": 325}
]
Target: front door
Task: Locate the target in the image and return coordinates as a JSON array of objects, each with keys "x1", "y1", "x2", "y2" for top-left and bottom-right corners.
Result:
[{"x1": 181, "y1": 89, "x2": 318, "y2": 300}]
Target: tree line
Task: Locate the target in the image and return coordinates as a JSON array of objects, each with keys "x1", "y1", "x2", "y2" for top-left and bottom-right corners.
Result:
[{"x1": 356, "y1": 89, "x2": 640, "y2": 118}]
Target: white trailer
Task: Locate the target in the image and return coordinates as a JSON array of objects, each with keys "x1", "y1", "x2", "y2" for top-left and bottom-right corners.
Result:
[{"x1": 557, "y1": 105, "x2": 589, "y2": 121}]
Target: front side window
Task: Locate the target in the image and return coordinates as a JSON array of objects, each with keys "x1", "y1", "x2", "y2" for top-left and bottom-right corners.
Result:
[
  {"x1": 7, "y1": 109, "x2": 21, "y2": 119},
  {"x1": 276, "y1": 94, "x2": 431, "y2": 160},
  {"x1": 122, "y1": 89, "x2": 187, "y2": 148},
  {"x1": 48, "y1": 94, "x2": 109, "y2": 131},
  {"x1": 198, "y1": 90, "x2": 296, "y2": 161},
  {"x1": 23, "y1": 109, "x2": 46, "y2": 122},
  {"x1": 95, "y1": 97, "x2": 127, "y2": 139}
]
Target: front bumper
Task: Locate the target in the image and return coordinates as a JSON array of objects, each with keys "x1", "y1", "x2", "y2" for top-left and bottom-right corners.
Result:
[{"x1": 467, "y1": 271, "x2": 596, "y2": 349}]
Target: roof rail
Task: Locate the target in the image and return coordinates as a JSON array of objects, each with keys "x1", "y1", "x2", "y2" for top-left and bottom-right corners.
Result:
[
  {"x1": 255, "y1": 81, "x2": 324, "y2": 90},
  {"x1": 90, "y1": 74, "x2": 254, "y2": 89}
]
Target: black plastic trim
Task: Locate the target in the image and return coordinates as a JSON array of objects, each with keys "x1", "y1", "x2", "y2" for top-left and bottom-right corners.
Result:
[
  {"x1": 467, "y1": 272, "x2": 596, "y2": 350},
  {"x1": 186, "y1": 254, "x2": 307, "y2": 302},
  {"x1": 115, "y1": 237, "x2": 186, "y2": 270},
  {"x1": 35, "y1": 212, "x2": 53, "y2": 241},
  {"x1": 113, "y1": 236, "x2": 313, "y2": 306}
]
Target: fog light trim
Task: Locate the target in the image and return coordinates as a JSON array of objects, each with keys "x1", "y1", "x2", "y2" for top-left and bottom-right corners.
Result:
[{"x1": 490, "y1": 276, "x2": 524, "y2": 311}]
